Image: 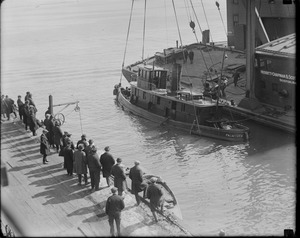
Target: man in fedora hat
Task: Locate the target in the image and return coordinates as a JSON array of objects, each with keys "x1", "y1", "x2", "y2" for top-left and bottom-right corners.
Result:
[
  {"x1": 129, "y1": 160, "x2": 147, "y2": 205},
  {"x1": 76, "y1": 134, "x2": 88, "y2": 150},
  {"x1": 105, "y1": 187, "x2": 125, "y2": 237},
  {"x1": 111, "y1": 158, "x2": 127, "y2": 196},
  {"x1": 86, "y1": 145, "x2": 101, "y2": 191},
  {"x1": 100, "y1": 146, "x2": 115, "y2": 187},
  {"x1": 85, "y1": 139, "x2": 95, "y2": 157},
  {"x1": 40, "y1": 129, "x2": 50, "y2": 164}
]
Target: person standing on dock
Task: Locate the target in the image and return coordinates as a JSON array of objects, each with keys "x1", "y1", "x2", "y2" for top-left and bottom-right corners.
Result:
[
  {"x1": 111, "y1": 158, "x2": 127, "y2": 196},
  {"x1": 233, "y1": 71, "x2": 240, "y2": 87},
  {"x1": 28, "y1": 105, "x2": 38, "y2": 136},
  {"x1": 85, "y1": 139, "x2": 95, "y2": 157},
  {"x1": 17, "y1": 95, "x2": 25, "y2": 121},
  {"x1": 64, "y1": 139, "x2": 74, "y2": 176},
  {"x1": 100, "y1": 146, "x2": 115, "y2": 187},
  {"x1": 40, "y1": 129, "x2": 50, "y2": 164},
  {"x1": 86, "y1": 145, "x2": 101, "y2": 191},
  {"x1": 129, "y1": 161, "x2": 147, "y2": 206},
  {"x1": 73, "y1": 144, "x2": 88, "y2": 185},
  {"x1": 4, "y1": 95, "x2": 16, "y2": 121},
  {"x1": 105, "y1": 187, "x2": 125, "y2": 237},
  {"x1": 188, "y1": 49, "x2": 194, "y2": 64},
  {"x1": 146, "y1": 177, "x2": 165, "y2": 223},
  {"x1": 76, "y1": 134, "x2": 88, "y2": 151},
  {"x1": 52, "y1": 121, "x2": 63, "y2": 153},
  {"x1": 43, "y1": 114, "x2": 54, "y2": 147}
]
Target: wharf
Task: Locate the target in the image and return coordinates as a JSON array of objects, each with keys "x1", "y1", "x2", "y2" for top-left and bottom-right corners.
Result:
[
  {"x1": 147, "y1": 43, "x2": 295, "y2": 133},
  {"x1": 1, "y1": 120, "x2": 191, "y2": 237}
]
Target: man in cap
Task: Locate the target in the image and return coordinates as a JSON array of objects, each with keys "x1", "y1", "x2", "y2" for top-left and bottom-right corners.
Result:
[
  {"x1": 40, "y1": 129, "x2": 50, "y2": 164},
  {"x1": 76, "y1": 134, "x2": 88, "y2": 150},
  {"x1": 111, "y1": 158, "x2": 127, "y2": 196},
  {"x1": 86, "y1": 145, "x2": 101, "y2": 191},
  {"x1": 129, "y1": 160, "x2": 147, "y2": 205},
  {"x1": 85, "y1": 139, "x2": 95, "y2": 157},
  {"x1": 146, "y1": 177, "x2": 165, "y2": 222},
  {"x1": 105, "y1": 187, "x2": 125, "y2": 237},
  {"x1": 100, "y1": 146, "x2": 115, "y2": 187}
]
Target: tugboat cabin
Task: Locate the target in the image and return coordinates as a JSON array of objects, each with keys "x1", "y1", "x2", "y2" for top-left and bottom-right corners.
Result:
[{"x1": 136, "y1": 64, "x2": 168, "y2": 90}]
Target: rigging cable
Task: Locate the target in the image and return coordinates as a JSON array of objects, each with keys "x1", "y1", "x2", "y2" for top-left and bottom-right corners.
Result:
[
  {"x1": 215, "y1": 1, "x2": 227, "y2": 38},
  {"x1": 199, "y1": 0, "x2": 213, "y2": 43},
  {"x1": 76, "y1": 103, "x2": 84, "y2": 135},
  {"x1": 189, "y1": 0, "x2": 214, "y2": 66},
  {"x1": 172, "y1": 0, "x2": 183, "y2": 47},
  {"x1": 142, "y1": 0, "x2": 147, "y2": 61},
  {"x1": 120, "y1": 0, "x2": 135, "y2": 84}
]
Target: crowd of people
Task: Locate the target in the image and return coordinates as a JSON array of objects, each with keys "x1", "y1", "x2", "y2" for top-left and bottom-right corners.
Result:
[
  {"x1": 2, "y1": 92, "x2": 166, "y2": 236},
  {"x1": 1, "y1": 92, "x2": 42, "y2": 136},
  {"x1": 39, "y1": 121, "x2": 165, "y2": 236}
]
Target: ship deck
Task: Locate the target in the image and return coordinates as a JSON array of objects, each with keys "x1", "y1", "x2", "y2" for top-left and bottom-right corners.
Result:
[{"x1": 127, "y1": 43, "x2": 295, "y2": 133}]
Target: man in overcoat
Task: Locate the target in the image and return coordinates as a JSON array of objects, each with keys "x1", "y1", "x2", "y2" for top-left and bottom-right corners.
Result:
[
  {"x1": 105, "y1": 187, "x2": 125, "y2": 237},
  {"x1": 40, "y1": 129, "x2": 50, "y2": 164},
  {"x1": 146, "y1": 177, "x2": 165, "y2": 222},
  {"x1": 73, "y1": 144, "x2": 88, "y2": 185},
  {"x1": 129, "y1": 160, "x2": 147, "y2": 205},
  {"x1": 63, "y1": 139, "x2": 74, "y2": 176},
  {"x1": 100, "y1": 146, "x2": 115, "y2": 187},
  {"x1": 52, "y1": 121, "x2": 63, "y2": 152},
  {"x1": 86, "y1": 146, "x2": 101, "y2": 191},
  {"x1": 111, "y1": 158, "x2": 127, "y2": 196}
]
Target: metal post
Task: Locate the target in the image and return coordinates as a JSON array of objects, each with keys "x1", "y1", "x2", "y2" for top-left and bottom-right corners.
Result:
[{"x1": 49, "y1": 95, "x2": 53, "y2": 115}]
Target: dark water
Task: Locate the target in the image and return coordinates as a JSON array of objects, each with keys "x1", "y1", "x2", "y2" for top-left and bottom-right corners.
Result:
[{"x1": 1, "y1": 0, "x2": 296, "y2": 236}]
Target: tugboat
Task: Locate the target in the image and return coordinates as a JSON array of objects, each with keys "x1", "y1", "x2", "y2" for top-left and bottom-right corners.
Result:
[{"x1": 114, "y1": 0, "x2": 249, "y2": 142}]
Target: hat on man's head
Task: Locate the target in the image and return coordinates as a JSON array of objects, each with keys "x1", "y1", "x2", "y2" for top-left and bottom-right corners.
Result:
[
  {"x1": 117, "y1": 158, "x2": 122, "y2": 163},
  {"x1": 81, "y1": 134, "x2": 86, "y2": 138},
  {"x1": 64, "y1": 131, "x2": 69, "y2": 135},
  {"x1": 134, "y1": 160, "x2": 140, "y2": 165},
  {"x1": 45, "y1": 114, "x2": 50, "y2": 118},
  {"x1": 88, "y1": 139, "x2": 94, "y2": 144},
  {"x1": 150, "y1": 177, "x2": 157, "y2": 183},
  {"x1": 78, "y1": 144, "x2": 84, "y2": 150},
  {"x1": 18, "y1": 95, "x2": 21, "y2": 98},
  {"x1": 111, "y1": 187, "x2": 118, "y2": 194},
  {"x1": 91, "y1": 145, "x2": 97, "y2": 153},
  {"x1": 104, "y1": 146, "x2": 110, "y2": 151}
]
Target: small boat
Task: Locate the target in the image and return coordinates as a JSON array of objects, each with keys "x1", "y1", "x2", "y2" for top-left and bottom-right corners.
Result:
[
  {"x1": 142, "y1": 174, "x2": 183, "y2": 221},
  {"x1": 112, "y1": 168, "x2": 183, "y2": 221}
]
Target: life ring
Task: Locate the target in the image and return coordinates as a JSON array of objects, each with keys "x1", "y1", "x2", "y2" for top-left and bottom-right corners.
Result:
[{"x1": 54, "y1": 113, "x2": 65, "y2": 126}]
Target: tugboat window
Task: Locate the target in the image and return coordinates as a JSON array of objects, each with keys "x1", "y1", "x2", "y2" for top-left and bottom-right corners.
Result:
[
  {"x1": 143, "y1": 91, "x2": 146, "y2": 99},
  {"x1": 181, "y1": 103, "x2": 185, "y2": 112}
]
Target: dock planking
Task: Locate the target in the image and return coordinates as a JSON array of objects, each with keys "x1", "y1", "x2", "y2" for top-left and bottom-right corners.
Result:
[{"x1": 1, "y1": 119, "x2": 191, "y2": 236}]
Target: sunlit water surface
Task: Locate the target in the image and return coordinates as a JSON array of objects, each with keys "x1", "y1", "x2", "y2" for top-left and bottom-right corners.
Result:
[{"x1": 1, "y1": 0, "x2": 296, "y2": 236}]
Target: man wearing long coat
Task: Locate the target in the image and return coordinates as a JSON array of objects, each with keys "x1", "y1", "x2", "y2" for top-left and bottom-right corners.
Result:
[
  {"x1": 86, "y1": 146, "x2": 101, "y2": 191},
  {"x1": 52, "y1": 121, "x2": 63, "y2": 152},
  {"x1": 100, "y1": 146, "x2": 115, "y2": 187},
  {"x1": 73, "y1": 144, "x2": 88, "y2": 185},
  {"x1": 40, "y1": 129, "x2": 50, "y2": 164},
  {"x1": 64, "y1": 141, "x2": 74, "y2": 176},
  {"x1": 129, "y1": 161, "x2": 147, "y2": 205},
  {"x1": 111, "y1": 158, "x2": 127, "y2": 196}
]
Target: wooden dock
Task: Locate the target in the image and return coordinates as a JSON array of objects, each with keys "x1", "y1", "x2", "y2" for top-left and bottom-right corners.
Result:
[{"x1": 1, "y1": 119, "x2": 191, "y2": 237}]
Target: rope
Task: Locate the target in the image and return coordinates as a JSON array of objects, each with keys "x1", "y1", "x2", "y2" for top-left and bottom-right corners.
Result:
[
  {"x1": 172, "y1": 0, "x2": 183, "y2": 47},
  {"x1": 215, "y1": 1, "x2": 227, "y2": 38},
  {"x1": 142, "y1": 0, "x2": 147, "y2": 61},
  {"x1": 120, "y1": 0, "x2": 135, "y2": 84},
  {"x1": 76, "y1": 104, "x2": 84, "y2": 134},
  {"x1": 200, "y1": 0, "x2": 213, "y2": 43}
]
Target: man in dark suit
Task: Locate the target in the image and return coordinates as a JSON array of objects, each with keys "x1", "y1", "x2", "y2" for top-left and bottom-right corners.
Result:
[
  {"x1": 111, "y1": 158, "x2": 127, "y2": 196},
  {"x1": 129, "y1": 160, "x2": 147, "y2": 205},
  {"x1": 105, "y1": 187, "x2": 125, "y2": 237},
  {"x1": 100, "y1": 146, "x2": 115, "y2": 187},
  {"x1": 40, "y1": 129, "x2": 50, "y2": 164},
  {"x1": 86, "y1": 146, "x2": 101, "y2": 191}
]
